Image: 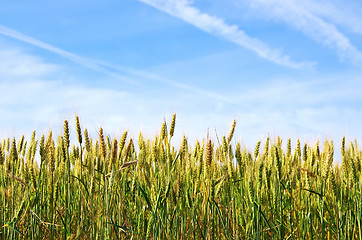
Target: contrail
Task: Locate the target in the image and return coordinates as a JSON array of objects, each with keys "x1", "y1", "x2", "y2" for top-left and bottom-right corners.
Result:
[
  {"x1": 0, "y1": 25, "x2": 139, "y2": 85},
  {"x1": 138, "y1": 0, "x2": 316, "y2": 69},
  {"x1": 95, "y1": 60, "x2": 241, "y2": 105},
  {"x1": 0, "y1": 24, "x2": 241, "y2": 106},
  {"x1": 245, "y1": 0, "x2": 362, "y2": 64}
]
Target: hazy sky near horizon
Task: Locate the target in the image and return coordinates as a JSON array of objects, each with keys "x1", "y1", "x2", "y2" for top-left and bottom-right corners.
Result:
[{"x1": 1, "y1": 0, "x2": 362, "y2": 151}]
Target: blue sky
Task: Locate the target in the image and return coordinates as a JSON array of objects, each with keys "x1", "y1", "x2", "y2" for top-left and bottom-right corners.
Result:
[{"x1": 1, "y1": 0, "x2": 362, "y2": 153}]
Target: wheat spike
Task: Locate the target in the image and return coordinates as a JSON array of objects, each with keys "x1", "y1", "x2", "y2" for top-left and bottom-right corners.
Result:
[
  {"x1": 204, "y1": 139, "x2": 212, "y2": 179},
  {"x1": 63, "y1": 120, "x2": 70, "y2": 149},
  {"x1": 227, "y1": 119, "x2": 236, "y2": 143},
  {"x1": 75, "y1": 116, "x2": 82, "y2": 145},
  {"x1": 169, "y1": 113, "x2": 176, "y2": 138}
]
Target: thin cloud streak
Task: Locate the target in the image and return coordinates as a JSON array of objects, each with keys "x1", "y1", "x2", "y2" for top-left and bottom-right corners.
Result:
[
  {"x1": 138, "y1": 0, "x2": 315, "y2": 69},
  {"x1": 0, "y1": 24, "x2": 238, "y2": 106},
  {"x1": 300, "y1": 0, "x2": 362, "y2": 36},
  {"x1": 96, "y1": 60, "x2": 241, "y2": 106},
  {"x1": 0, "y1": 25, "x2": 139, "y2": 85},
  {"x1": 246, "y1": 0, "x2": 362, "y2": 64}
]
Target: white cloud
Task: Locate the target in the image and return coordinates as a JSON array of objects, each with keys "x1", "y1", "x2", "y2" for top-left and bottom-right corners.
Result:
[
  {"x1": 299, "y1": 0, "x2": 362, "y2": 36},
  {"x1": 96, "y1": 60, "x2": 238, "y2": 105},
  {"x1": 244, "y1": 0, "x2": 362, "y2": 64},
  {"x1": 0, "y1": 25, "x2": 238, "y2": 106},
  {"x1": 138, "y1": 0, "x2": 314, "y2": 68},
  {"x1": 0, "y1": 48, "x2": 59, "y2": 78},
  {"x1": 0, "y1": 25, "x2": 139, "y2": 85}
]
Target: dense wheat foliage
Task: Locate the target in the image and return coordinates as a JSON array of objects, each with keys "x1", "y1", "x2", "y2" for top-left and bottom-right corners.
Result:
[{"x1": 1, "y1": 115, "x2": 362, "y2": 239}]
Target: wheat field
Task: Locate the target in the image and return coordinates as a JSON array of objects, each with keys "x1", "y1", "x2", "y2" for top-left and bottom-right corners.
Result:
[{"x1": 0, "y1": 115, "x2": 361, "y2": 239}]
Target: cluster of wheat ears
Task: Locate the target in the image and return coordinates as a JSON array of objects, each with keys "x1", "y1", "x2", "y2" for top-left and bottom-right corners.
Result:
[{"x1": 0, "y1": 114, "x2": 362, "y2": 239}]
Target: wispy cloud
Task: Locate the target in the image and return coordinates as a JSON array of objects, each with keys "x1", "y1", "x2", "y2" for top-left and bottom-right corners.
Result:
[
  {"x1": 95, "y1": 60, "x2": 239, "y2": 105},
  {"x1": 0, "y1": 24, "x2": 239, "y2": 107},
  {"x1": 0, "y1": 49, "x2": 172, "y2": 137},
  {"x1": 299, "y1": 0, "x2": 362, "y2": 36},
  {"x1": 138, "y1": 0, "x2": 314, "y2": 69},
  {"x1": 245, "y1": 0, "x2": 362, "y2": 64},
  {"x1": 0, "y1": 25, "x2": 139, "y2": 85},
  {"x1": 0, "y1": 48, "x2": 58, "y2": 78}
]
